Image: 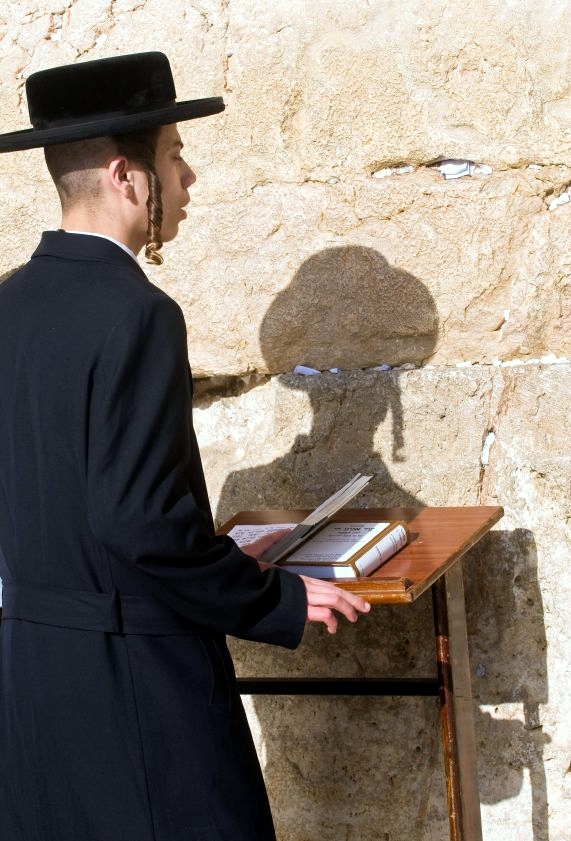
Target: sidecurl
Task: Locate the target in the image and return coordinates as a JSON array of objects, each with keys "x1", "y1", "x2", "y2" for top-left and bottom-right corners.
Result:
[
  {"x1": 115, "y1": 128, "x2": 163, "y2": 264},
  {"x1": 144, "y1": 165, "x2": 163, "y2": 265}
]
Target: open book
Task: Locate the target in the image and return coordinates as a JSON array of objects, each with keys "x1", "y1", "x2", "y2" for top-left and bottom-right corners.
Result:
[{"x1": 227, "y1": 474, "x2": 409, "y2": 579}]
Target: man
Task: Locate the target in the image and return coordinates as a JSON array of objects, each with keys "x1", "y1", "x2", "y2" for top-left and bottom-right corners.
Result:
[{"x1": 0, "y1": 52, "x2": 369, "y2": 841}]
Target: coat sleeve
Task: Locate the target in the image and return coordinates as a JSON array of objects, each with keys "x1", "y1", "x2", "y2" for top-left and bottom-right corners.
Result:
[{"x1": 87, "y1": 291, "x2": 307, "y2": 648}]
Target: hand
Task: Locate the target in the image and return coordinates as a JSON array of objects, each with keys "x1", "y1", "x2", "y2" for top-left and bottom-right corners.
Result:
[
  {"x1": 300, "y1": 576, "x2": 371, "y2": 634},
  {"x1": 241, "y1": 529, "x2": 292, "y2": 563}
]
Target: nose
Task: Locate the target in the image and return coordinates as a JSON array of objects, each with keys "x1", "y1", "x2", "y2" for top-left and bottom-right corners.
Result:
[{"x1": 181, "y1": 163, "x2": 196, "y2": 190}]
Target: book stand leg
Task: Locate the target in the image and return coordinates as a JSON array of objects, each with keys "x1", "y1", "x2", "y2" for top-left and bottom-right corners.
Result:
[
  {"x1": 237, "y1": 563, "x2": 483, "y2": 841},
  {"x1": 432, "y1": 562, "x2": 483, "y2": 841}
]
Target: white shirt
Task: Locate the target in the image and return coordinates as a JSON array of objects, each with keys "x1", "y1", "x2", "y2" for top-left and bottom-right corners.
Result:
[{"x1": 62, "y1": 230, "x2": 139, "y2": 263}]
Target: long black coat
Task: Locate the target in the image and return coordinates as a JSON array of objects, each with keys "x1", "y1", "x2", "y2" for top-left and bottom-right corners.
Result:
[{"x1": 0, "y1": 231, "x2": 307, "y2": 841}]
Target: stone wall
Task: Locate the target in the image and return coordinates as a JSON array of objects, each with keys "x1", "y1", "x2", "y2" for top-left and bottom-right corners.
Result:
[{"x1": 1, "y1": 2, "x2": 570, "y2": 839}]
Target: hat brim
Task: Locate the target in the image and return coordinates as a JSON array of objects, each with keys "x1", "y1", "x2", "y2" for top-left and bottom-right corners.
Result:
[{"x1": 0, "y1": 96, "x2": 225, "y2": 152}]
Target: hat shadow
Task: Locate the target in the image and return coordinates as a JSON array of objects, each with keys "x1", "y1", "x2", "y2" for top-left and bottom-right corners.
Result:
[
  {"x1": 212, "y1": 246, "x2": 550, "y2": 839},
  {"x1": 215, "y1": 246, "x2": 445, "y2": 837},
  {"x1": 215, "y1": 245, "x2": 437, "y2": 525}
]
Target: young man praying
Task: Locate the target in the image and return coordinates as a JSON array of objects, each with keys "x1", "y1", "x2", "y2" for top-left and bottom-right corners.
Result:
[{"x1": 0, "y1": 52, "x2": 369, "y2": 841}]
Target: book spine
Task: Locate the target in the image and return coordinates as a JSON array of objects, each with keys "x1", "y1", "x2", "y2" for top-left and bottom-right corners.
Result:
[
  {"x1": 353, "y1": 524, "x2": 409, "y2": 576},
  {"x1": 278, "y1": 564, "x2": 353, "y2": 579}
]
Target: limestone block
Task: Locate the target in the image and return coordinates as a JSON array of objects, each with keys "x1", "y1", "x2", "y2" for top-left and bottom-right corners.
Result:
[
  {"x1": 4, "y1": 4, "x2": 571, "y2": 378},
  {"x1": 500, "y1": 191, "x2": 571, "y2": 360},
  {"x1": 350, "y1": 165, "x2": 571, "y2": 366},
  {"x1": 212, "y1": 0, "x2": 571, "y2": 196},
  {"x1": 194, "y1": 362, "x2": 571, "y2": 841},
  {"x1": 4, "y1": 160, "x2": 571, "y2": 378},
  {"x1": 161, "y1": 182, "x2": 441, "y2": 375},
  {"x1": 154, "y1": 167, "x2": 570, "y2": 376},
  {"x1": 243, "y1": 694, "x2": 448, "y2": 841},
  {"x1": 195, "y1": 367, "x2": 495, "y2": 527},
  {"x1": 196, "y1": 366, "x2": 495, "y2": 840},
  {"x1": 468, "y1": 364, "x2": 571, "y2": 840}
]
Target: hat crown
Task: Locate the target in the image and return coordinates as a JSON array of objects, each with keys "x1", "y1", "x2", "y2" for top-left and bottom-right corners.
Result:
[
  {"x1": 27, "y1": 52, "x2": 176, "y2": 130},
  {"x1": 0, "y1": 51, "x2": 224, "y2": 152}
]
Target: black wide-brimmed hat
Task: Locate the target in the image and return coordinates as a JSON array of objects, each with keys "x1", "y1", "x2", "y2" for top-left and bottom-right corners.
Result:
[{"x1": 0, "y1": 51, "x2": 225, "y2": 153}]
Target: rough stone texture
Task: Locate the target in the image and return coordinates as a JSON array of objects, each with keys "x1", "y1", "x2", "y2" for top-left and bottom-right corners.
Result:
[
  {"x1": 195, "y1": 365, "x2": 571, "y2": 841},
  {"x1": 2, "y1": 2, "x2": 571, "y2": 839},
  {"x1": 170, "y1": 168, "x2": 571, "y2": 375},
  {"x1": 467, "y1": 364, "x2": 571, "y2": 841},
  {"x1": 3, "y1": 5, "x2": 571, "y2": 375},
  {"x1": 218, "y1": 0, "x2": 571, "y2": 185},
  {"x1": 198, "y1": 368, "x2": 494, "y2": 523}
]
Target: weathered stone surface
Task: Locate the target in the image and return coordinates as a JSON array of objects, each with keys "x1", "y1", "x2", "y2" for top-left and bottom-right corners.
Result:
[
  {"x1": 3, "y1": 165, "x2": 571, "y2": 376},
  {"x1": 242, "y1": 694, "x2": 448, "y2": 841},
  {"x1": 2, "y1": 3, "x2": 571, "y2": 839},
  {"x1": 155, "y1": 166, "x2": 570, "y2": 375},
  {"x1": 216, "y1": 0, "x2": 571, "y2": 188},
  {"x1": 469, "y1": 364, "x2": 571, "y2": 840},
  {"x1": 3, "y1": 6, "x2": 571, "y2": 375},
  {"x1": 195, "y1": 364, "x2": 571, "y2": 841},
  {"x1": 197, "y1": 368, "x2": 494, "y2": 525}
]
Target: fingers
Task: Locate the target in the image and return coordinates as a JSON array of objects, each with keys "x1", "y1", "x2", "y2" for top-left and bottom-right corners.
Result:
[
  {"x1": 306, "y1": 605, "x2": 339, "y2": 634},
  {"x1": 302, "y1": 576, "x2": 370, "y2": 614},
  {"x1": 300, "y1": 575, "x2": 371, "y2": 633},
  {"x1": 240, "y1": 528, "x2": 292, "y2": 561}
]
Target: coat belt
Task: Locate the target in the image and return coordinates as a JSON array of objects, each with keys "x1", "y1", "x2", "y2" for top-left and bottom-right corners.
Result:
[{"x1": 1, "y1": 581, "x2": 203, "y2": 635}]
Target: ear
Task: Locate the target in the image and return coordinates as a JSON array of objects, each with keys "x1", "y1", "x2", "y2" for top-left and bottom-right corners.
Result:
[{"x1": 106, "y1": 156, "x2": 146, "y2": 202}]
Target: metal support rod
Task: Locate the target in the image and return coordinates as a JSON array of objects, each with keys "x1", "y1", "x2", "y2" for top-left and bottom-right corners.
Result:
[
  {"x1": 237, "y1": 677, "x2": 439, "y2": 696},
  {"x1": 433, "y1": 575, "x2": 465, "y2": 841}
]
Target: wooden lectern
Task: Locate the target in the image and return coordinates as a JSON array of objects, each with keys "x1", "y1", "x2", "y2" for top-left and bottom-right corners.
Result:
[{"x1": 222, "y1": 505, "x2": 504, "y2": 841}]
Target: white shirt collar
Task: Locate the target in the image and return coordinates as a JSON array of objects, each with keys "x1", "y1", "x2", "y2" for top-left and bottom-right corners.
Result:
[{"x1": 62, "y1": 230, "x2": 139, "y2": 263}]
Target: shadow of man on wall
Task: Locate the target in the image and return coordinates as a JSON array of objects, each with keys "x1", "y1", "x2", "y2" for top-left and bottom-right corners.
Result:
[
  {"x1": 213, "y1": 245, "x2": 550, "y2": 840},
  {"x1": 216, "y1": 245, "x2": 438, "y2": 522},
  {"x1": 216, "y1": 246, "x2": 454, "y2": 840}
]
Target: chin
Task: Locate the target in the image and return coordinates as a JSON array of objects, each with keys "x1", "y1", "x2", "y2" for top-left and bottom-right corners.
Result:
[{"x1": 161, "y1": 223, "x2": 180, "y2": 243}]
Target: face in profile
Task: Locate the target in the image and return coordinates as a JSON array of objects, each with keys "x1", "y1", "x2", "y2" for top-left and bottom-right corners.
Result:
[{"x1": 153, "y1": 124, "x2": 196, "y2": 243}]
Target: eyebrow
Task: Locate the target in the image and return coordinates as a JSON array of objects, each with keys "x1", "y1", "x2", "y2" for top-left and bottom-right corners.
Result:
[{"x1": 171, "y1": 139, "x2": 184, "y2": 150}]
